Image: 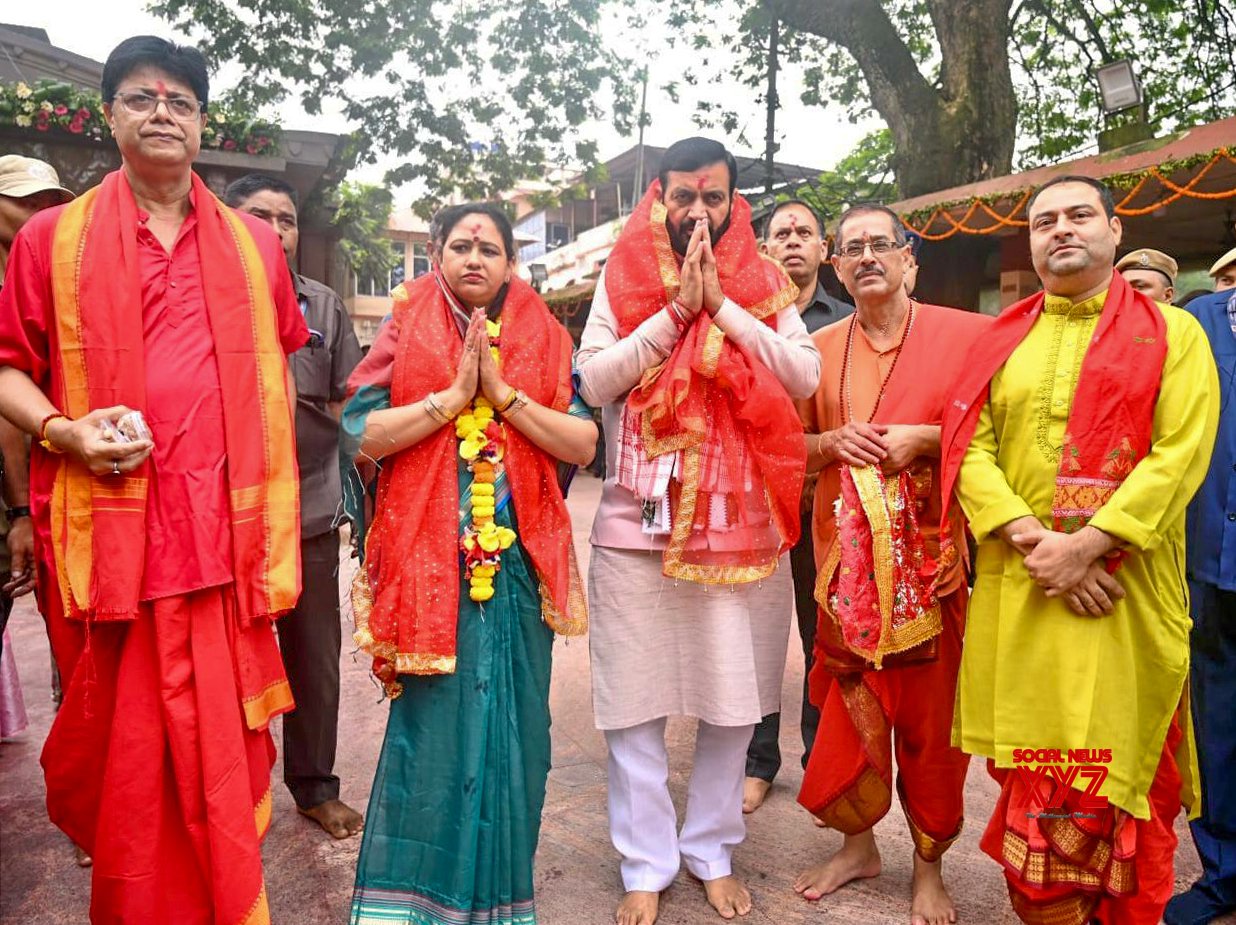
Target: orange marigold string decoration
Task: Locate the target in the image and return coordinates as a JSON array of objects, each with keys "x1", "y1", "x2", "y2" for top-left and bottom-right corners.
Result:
[
  {"x1": 455, "y1": 318, "x2": 517, "y2": 603},
  {"x1": 894, "y1": 147, "x2": 1236, "y2": 241}
]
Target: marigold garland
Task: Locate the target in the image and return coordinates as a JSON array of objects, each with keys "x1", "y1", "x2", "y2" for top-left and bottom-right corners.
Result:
[
  {"x1": 891, "y1": 146, "x2": 1236, "y2": 241},
  {"x1": 456, "y1": 319, "x2": 517, "y2": 602}
]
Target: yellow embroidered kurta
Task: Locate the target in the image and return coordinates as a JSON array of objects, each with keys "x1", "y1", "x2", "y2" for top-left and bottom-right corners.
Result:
[{"x1": 955, "y1": 290, "x2": 1219, "y2": 819}]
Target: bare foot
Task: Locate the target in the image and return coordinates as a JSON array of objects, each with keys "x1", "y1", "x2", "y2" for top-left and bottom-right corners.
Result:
[
  {"x1": 793, "y1": 831, "x2": 881, "y2": 901},
  {"x1": 742, "y1": 777, "x2": 772, "y2": 814},
  {"x1": 702, "y1": 875, "x2": 752, "y2": 920},
  {"x1": 910, "y1": 854, "x2": 957, "y2": 925},
  {"x1": 298, "y1": 799, "x2": 364, "y2": 839},
  {"x1": 74, "y1": 844, "x2": 92, "y2": 868},
  {"x1": 616, "y1": 890, "x2": 659, "y2": 925}
]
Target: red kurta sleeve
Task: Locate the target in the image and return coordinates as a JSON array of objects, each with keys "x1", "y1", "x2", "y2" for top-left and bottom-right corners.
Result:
[{"x1": 0, "y1": 211, "x2": 59, "y2": 385}]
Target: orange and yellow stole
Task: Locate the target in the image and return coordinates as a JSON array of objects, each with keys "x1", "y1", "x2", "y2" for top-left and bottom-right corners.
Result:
[
  {"x1": 604, "y1": 182, "x2": 804, "y2": 584},
  {"x1": 47, "y1": 169, "x2": 299, "y2": 725}
]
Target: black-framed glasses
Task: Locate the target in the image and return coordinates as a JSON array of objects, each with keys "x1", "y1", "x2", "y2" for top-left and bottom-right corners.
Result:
[
  {"x1": 836, "y1": 238, "x2": 905, "y2": 259},
  {"x1": 113, "y1": 92, "x2": 204, "y2": 121}
]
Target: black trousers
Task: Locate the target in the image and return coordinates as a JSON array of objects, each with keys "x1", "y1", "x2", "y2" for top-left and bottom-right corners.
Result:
[
  {"x1": 745, "y1": 510, "x2": 821, "y2": 782},
  {"x1": 276, "y1": 530, "x2": 343, "y2": 809}
]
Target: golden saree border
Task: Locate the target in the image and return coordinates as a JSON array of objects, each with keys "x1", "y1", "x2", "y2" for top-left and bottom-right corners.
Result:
[
  {"x1": 897, "y1": 778, "x2": 962, "y2": 862},
  {"x1": 243, "y1": 678, "x2": 295, "y2": 731},
  {"x1": 811, "y1": 675, "x2": 895, "y2": 833},
  {"x1": 48, "y1": 186, "x2": 100, "y2": 616},
  {"x1": 540, "y1": 542, "x2": 588, "y2": 636},
  {"x1": 660, "y1": 446, "x2": 781, "y2": 585},
  {"x1": 238, "y1": 885, "x2": 272, "y2": 925},
  {"x1": 254, "y1": 787, "x2": 273, "y2": 839},
  {"x1": 220, "y1": 206, "x2": 301, "y2": 616},
  {"x1": 649, "y1": 199, "x2": 681, "y2": 304},
  {"x1": 350, "y1": 529, "x2": 461, "y2": 686},
  {"x1": 1006, "y1": 889, "x2": 1097, "y2": 925},
  {"x1": 814, "y1": 765, "x2": 890, "y2": 835}
]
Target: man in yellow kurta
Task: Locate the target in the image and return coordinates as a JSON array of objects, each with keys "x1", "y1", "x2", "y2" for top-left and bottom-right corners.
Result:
[{"x1": 940, "y1": 174, "x2": 1219, "y2": 925}]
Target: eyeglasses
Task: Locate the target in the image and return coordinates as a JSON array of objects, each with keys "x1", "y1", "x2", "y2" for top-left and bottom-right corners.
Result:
[
  {"x1": 836, "y1": 238, "x2": 905, "y2": 259},
  {"x1": 113, "y1": 92, "x2": 204, "y2": 121}
]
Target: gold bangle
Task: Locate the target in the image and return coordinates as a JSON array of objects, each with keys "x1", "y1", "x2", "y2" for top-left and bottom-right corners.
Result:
[
  {"x1": 423, "y1": 392, "x2": 452, "y2": 425},
  {"x1": 815, "y1": 432, "x2": 827, "y2": 459},
  {"x1": 497, "y1": 387, "x2": 518, "y2": 413},
  {"x1": 504, "y1": 390, "x2": 530, "y2": 420}
]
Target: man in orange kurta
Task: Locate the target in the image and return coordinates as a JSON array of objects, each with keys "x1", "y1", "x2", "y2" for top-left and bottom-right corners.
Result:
[
  {"x1": 0, "y1": 37, "x2": 306, "y2": 925},
  {"x1": 793, "y1": 205, "x2": 989, "y2": 925}
]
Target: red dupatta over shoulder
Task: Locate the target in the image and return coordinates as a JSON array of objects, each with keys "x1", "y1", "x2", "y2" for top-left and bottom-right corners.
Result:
[
  {"x1": 939, "y1": 271, "x2": 1167, "y2": 554},
  {"x1": 47, "y1": 170, "x2": 302, "y2": 628},
  {"x1": 45, "y1": 171, "x2": 300, "y2": 731},
  {"x1": 353, "y1": 274, "x2": 586, "y2": 690},
  {"x1": 605, "y1": 181, "x2": 804, "y2": 584}
]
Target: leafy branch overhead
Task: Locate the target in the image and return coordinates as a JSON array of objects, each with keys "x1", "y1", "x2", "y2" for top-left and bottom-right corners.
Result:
[
  {"x1": 332, "y1": 182, "x2": 396, "y2": 284},
  {"x1": 662, "y1": 0, "x2": 1236, "y2": 196},
  {"x1": 151, "y1": 0, "x2": 636, "y2": 214},
  {"x1": 152, "y1": 0, "x2": 1236, "y2": 207}
]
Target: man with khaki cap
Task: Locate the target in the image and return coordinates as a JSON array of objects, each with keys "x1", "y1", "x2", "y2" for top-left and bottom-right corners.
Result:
[
  {"x1": 0, "y1": 156, "x2": 72, "y2": 660},
  {"x1": 0, "y1": 156, "x2": 74, "y2": 278},
  {"x1": 1210, "y1": 246, "x2": 1236, "y2": 292},
  {"x1": 1117, "y1": 247, "x2": 1178, "y2": 304}
]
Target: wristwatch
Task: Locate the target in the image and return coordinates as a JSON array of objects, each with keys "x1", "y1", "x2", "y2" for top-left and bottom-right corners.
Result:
[{"x1": 5, "y1": 506, "x2": 31, "y2": 521}]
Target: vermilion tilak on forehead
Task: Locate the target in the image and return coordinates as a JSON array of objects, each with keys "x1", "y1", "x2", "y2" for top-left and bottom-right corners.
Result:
[
  {"x1": 470, "y1": 222, "x2": 483, "y2": 242},
  {"x1": 696, "y1": 176, "x2": 708, "y2": 190},
  {"x1": 154, "y1": 79, "x2": 169, "y2": 97}
]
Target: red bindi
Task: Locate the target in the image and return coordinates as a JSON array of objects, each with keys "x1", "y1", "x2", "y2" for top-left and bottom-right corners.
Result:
[
  {"x1": 154, "y1": 79, "x2": 169, "y2": 97},
  {"x1": 696, "y1": 176, "x2": 707, "y2": 191},
  {"x1": 788, "y1": 214, "x2": 799, "y2": 229},
  {"x1": 470, "y1": 222, "x2": 482, "y2": 242}
]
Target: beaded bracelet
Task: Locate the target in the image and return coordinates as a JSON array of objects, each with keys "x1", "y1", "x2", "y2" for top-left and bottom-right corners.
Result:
[{"x1": 38, "y1": 411, "x2": 68, "y2": 454}]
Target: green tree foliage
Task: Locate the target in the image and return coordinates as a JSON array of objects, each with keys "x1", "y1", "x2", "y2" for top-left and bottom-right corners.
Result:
[
  {"x1": 672, "y1": 0, "x2": 1236, "y2": 194},
  {"x1": 153, "y1": 0, "x2": 1236, "y2": 204},
  {"x1": 791, "y1": 129, "x2": 898, "y2": 222},
  {"x1": 332, "y1": 182, "x2": 395, "y2": 283},
  {"x1": 151, "y1": 0, "x2": 636, "y2": 214}
]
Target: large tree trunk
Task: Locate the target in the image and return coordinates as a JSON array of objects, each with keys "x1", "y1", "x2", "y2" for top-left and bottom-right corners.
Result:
[{"x1": 765, "y1": 0, "x2": 1016, "y2": 197}]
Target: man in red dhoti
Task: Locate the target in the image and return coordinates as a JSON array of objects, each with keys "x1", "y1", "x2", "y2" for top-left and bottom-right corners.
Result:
[
  {"x1": 0, "y1": 36, "x2": 308, "y2": 924},
  {"x1": 794, "y1": 204, "x2": 990, "y2": 925}
]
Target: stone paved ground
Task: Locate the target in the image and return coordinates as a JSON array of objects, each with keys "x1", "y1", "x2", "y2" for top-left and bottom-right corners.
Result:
[{"x1": 1, "y1": 472, "x2": 1229, "y2": 925}]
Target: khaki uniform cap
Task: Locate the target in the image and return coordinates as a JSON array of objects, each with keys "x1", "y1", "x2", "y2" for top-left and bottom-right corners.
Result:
[
  {"x1": 0, "y1": 155, "x2": 74, "y2": 201},
  {"x1": 1116, "y1": 248, "x2": 1178, "y2": 284},
  {"x1": 1210, "y1": 246, "x2": 1236, "y2": 278}
]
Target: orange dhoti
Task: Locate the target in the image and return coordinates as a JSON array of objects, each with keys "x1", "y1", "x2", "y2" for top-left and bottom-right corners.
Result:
[
  {"x1": 41, "y1": 586, "x2": 292, "y2": 925},
  {"x1": 797, "y1": 589, "x2": 969, "y2": 860},
  {"x1": 980, "y1": 714, "x2": 1182, "y2": 925}
]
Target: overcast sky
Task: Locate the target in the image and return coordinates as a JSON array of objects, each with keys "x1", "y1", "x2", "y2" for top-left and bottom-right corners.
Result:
[{"x1": 11, "y1": 1, "x2": 879, "y2": 204}]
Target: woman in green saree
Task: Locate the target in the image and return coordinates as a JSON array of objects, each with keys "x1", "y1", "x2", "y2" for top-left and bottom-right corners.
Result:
[{"x1": 343, "y1": 203, "x2": 594, "y2": 925}]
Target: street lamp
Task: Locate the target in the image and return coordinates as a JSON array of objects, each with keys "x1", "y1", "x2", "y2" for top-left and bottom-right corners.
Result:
[
  {"x1": 529, "y1": 263, "x2": 548, "y2": 292},
  {"x1": 1096, "y1": 60, "x2": 1143, "y2": 115},
  {"x1": 1095, "y1": 59, "x2": 1151, "y2": 151}
]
